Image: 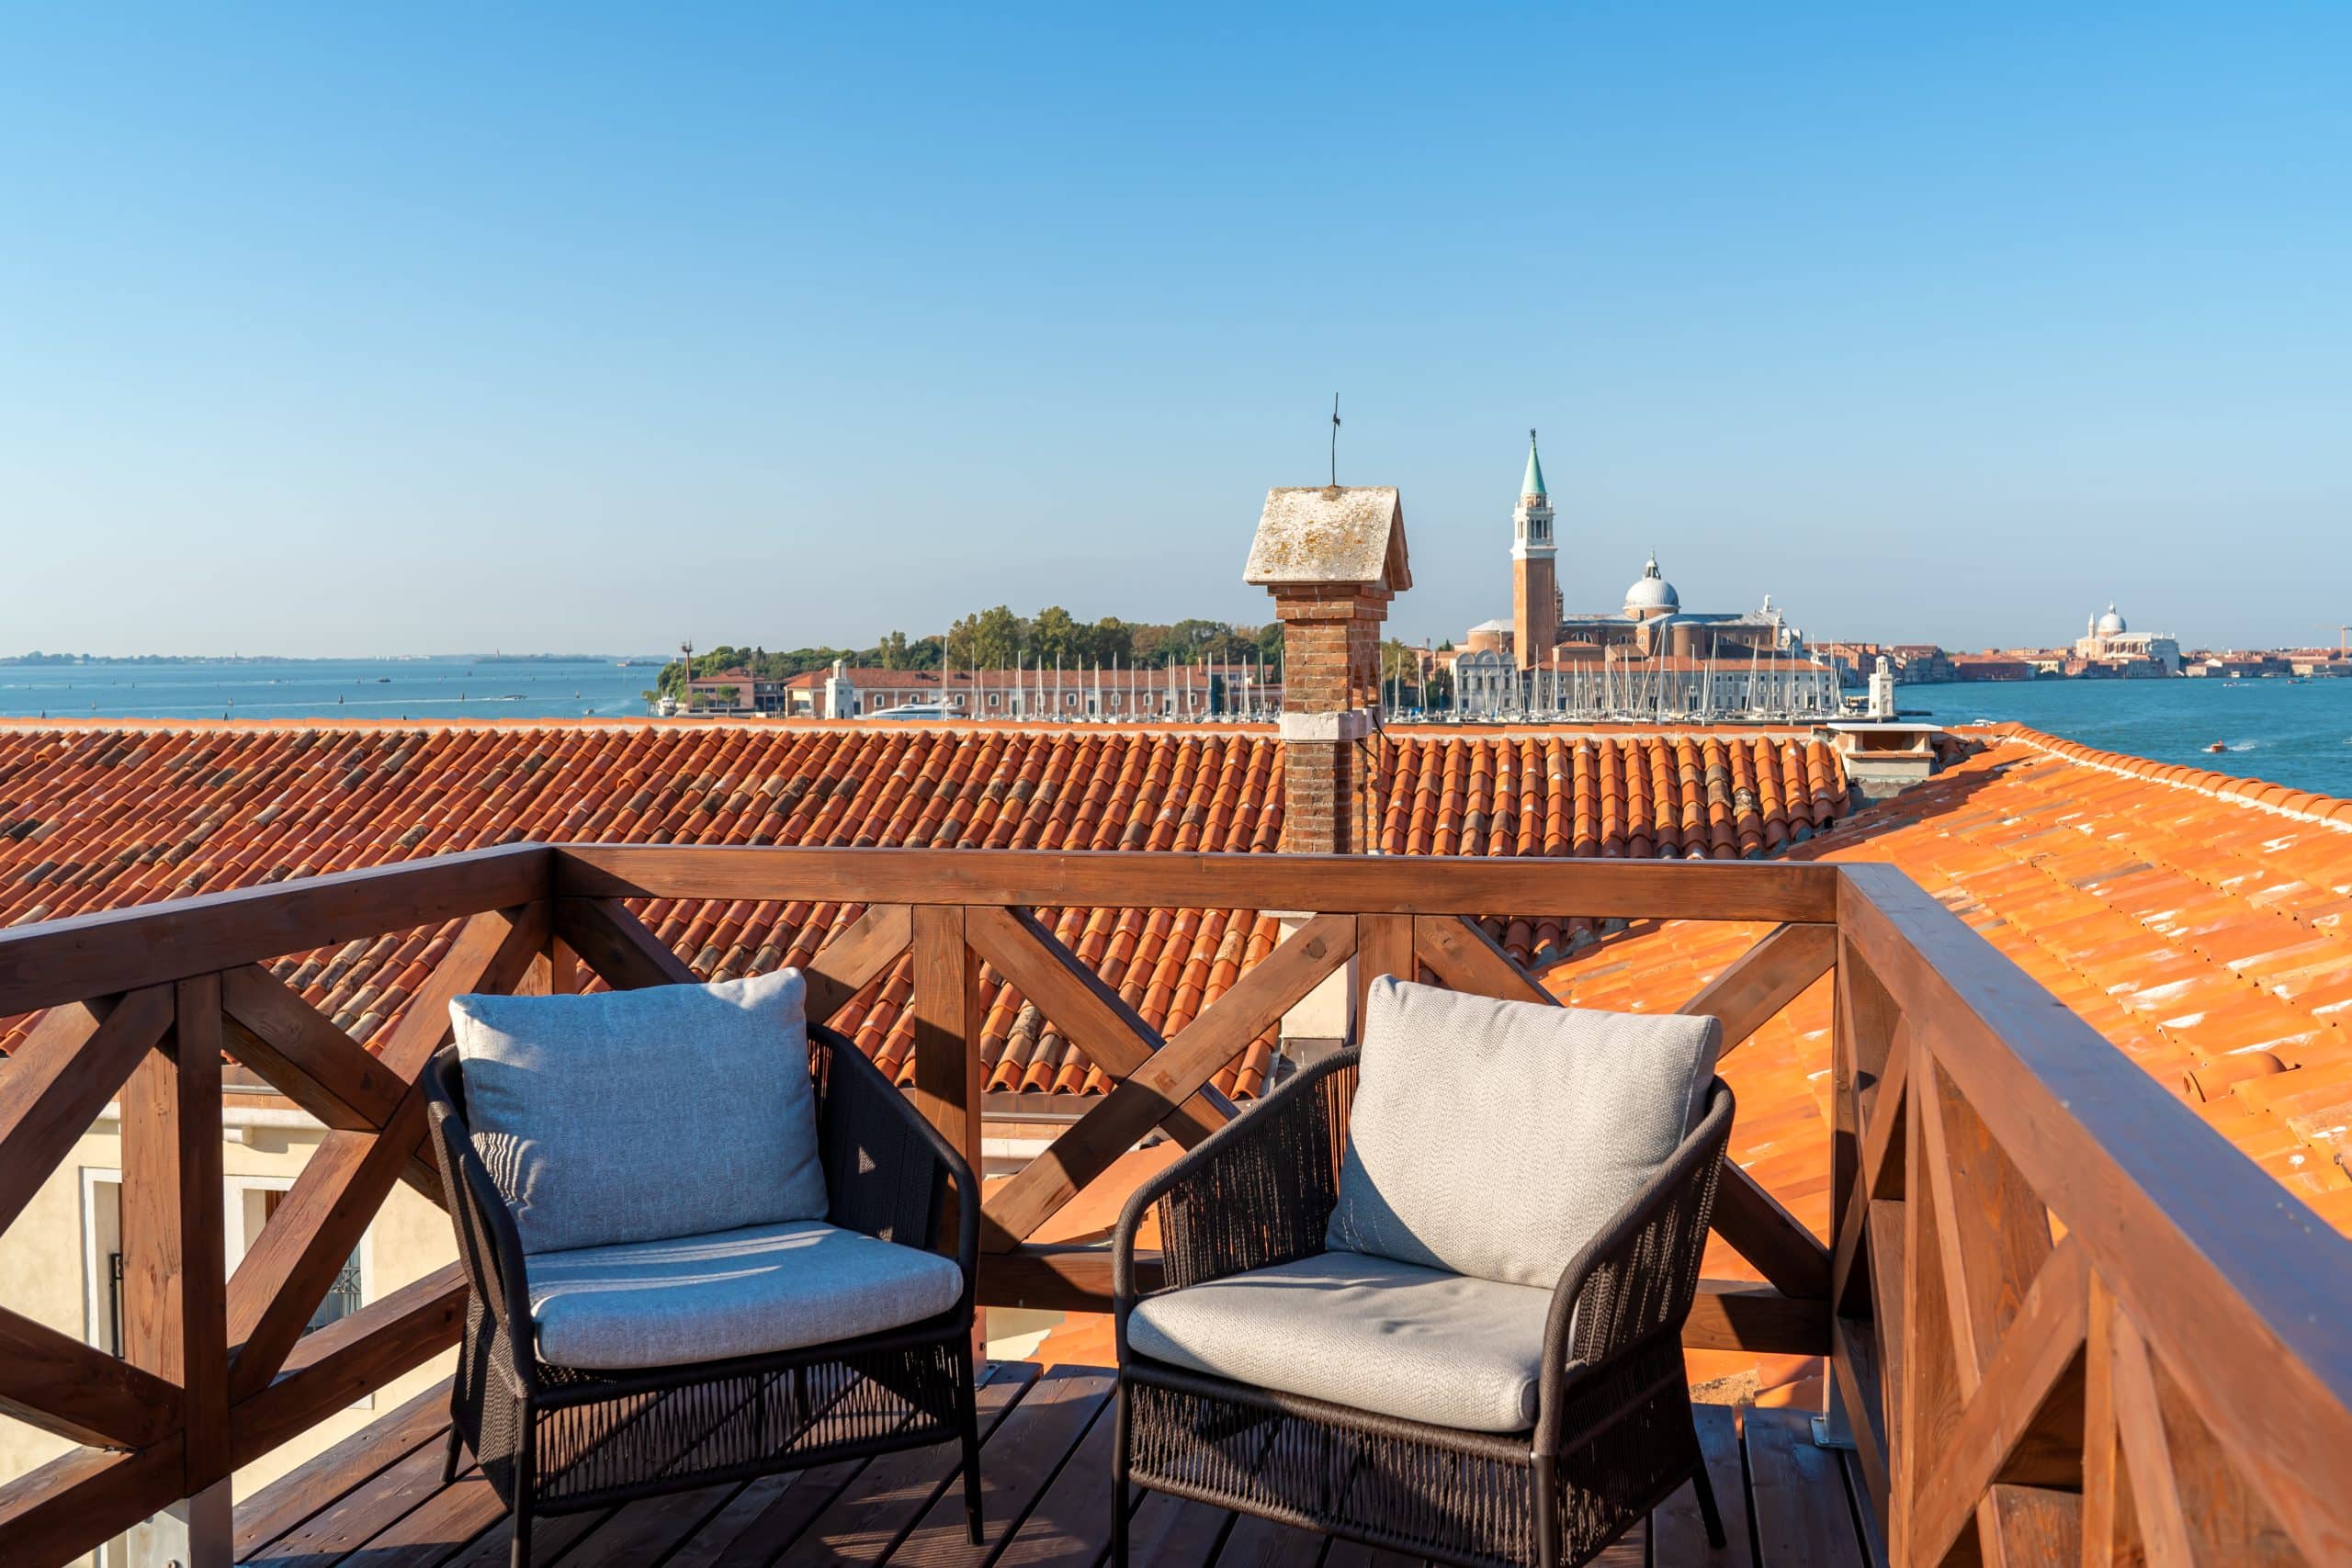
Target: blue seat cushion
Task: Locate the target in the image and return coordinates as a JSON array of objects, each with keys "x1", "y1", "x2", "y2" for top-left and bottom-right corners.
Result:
[{"x1": 526, "y1": 1220, "x2": 963, "y2": 1371}]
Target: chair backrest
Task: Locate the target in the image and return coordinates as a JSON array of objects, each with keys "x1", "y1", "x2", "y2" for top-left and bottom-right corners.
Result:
[
  {"x1": 805, "y1": 1022, "x2": 950, "y2": 1252},
  {"x1": 447, "y1": 968, "x2": 829, "y2": 1254},
  {"x1": 1325, "y1": 977, "x2": 1723, "y2": 1290}
]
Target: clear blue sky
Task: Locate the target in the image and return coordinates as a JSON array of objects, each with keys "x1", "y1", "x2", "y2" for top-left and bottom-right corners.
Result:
[{"x1": 4, "y1": 3, "x2": 2346, "y2": 656}]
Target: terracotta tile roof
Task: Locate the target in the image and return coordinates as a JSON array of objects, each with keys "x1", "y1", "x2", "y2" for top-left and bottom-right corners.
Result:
[
  {"x1": 1542, "y1": 723, "x2": 2352, "y2": 1262},
  {"x1": 0, "y1": 721, "x2": 1847, "y2": 1102}
]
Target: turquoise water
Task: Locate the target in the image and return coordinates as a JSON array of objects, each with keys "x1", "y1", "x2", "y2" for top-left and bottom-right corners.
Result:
[
  {"x1": 1903, "y1": 677, "x2": 2352, "y2": 800},
  {"x1": 0, "y1": 657, "x2": 660, "y2": 723}
]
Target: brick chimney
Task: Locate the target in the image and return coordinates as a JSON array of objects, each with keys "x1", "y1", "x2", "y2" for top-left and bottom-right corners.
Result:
[{"x1": 1245, "y1": 485, "x2": 1411, "y2": 853}]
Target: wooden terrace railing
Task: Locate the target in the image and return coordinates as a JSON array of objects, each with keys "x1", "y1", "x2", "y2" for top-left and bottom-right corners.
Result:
[{"x1": 0, "y1": 844, "x2": 2347, "y2": 1564}]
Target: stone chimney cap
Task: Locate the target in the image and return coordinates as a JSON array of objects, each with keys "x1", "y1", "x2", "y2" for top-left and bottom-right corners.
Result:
[{"x1": 1245, "y1": 486, "x2": 1411, "y2": 592}]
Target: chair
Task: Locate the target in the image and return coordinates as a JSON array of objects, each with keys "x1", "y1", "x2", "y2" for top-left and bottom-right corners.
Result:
[
  {"x1": 1111, "y1": 977, "x2": 1736, "y2": 1568},
  {"x1": 423, "y1": 970, "x2": 982, "y2": 1567}
]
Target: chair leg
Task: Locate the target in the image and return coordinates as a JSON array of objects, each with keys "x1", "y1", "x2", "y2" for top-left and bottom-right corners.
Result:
[
  {"x1": 511, "y1": 1416, "x2": 536, "y2": 1567},
  {"x1": 442, "y1": 1425, "x2": 464, "y2": 1485},
  {"x1": 960, "y1": 1347, "x2": 985, "y2": 1545},
  {"x1": 1691, "y1": 1456, "x2": 1727, "y2": 1551},
  {"x1": 1111, "y1": 1382, "x2": 1132, "y2": 1568},
  {"x1": 1532, "y1": 1455, "x2": 1561, "y2": 1568}
]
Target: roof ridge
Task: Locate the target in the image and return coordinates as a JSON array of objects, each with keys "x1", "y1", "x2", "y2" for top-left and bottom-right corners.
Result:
[{"x1": 1977, "y1": 722, "x2": 2352, "y2": 833}]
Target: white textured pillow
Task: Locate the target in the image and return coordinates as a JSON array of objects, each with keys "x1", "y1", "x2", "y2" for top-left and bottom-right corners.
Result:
[
  {"x1": 1325, "y1": 978, "x2": 1720, "y2": 1290},
  {"x1": 450, "y1": 969, "x2": 827, "y2": 1255}
]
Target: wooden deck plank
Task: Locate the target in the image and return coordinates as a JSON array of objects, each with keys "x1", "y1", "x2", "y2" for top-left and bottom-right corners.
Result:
[
  {"x1": 1746, "y1": 1407, "x2": 1868, "y2": 1568},
  {"x1": 984, "y1": 1393, "x2": 1125, "y2": 1568},
  {"x1": 1213, "y1": 1511, "x2": 1329, "y2": 1568},
  {"x1": 1123, "y1": 1489, "x2": 1237, "y2": 1568},
  {"x1": 1839, "y1": 1450, "x2": 1889, "y2": 1568},
  {"x1": 236, "y1": 1382, "x2": 451, "y2": 1559},
  {"x1": 243, "y1": 1436, "x2": 466, "y2": 1565},
  {"x1": 660, "y1": 1460, "x2": 867, "y2": 1568},
  {"x1": 1317, "y1": 1539, "x2": 1419, "y2": 1568},
  {"x1": 445, "y1": 1506, "x2": 612, "y2": 1568},
  {"x1": 888, "y1": 1366, "x2": 1115, "y2": 1568},
  {"x1": 661, "y1": 1359, "x2": 1031, "y2": 1568},
  {"x1": 316, "y1": 1459, "x2": 511, "y2": 1567},
  {"x1": 550, "y1": 1478, "x2": 744, "y2": 1566},
  {"x1": 772, "y1": 1363, "x2": 1041, "y2": 1566},
  {"x1": 233, "y1": 1367, "x2": 1881, "y2": 1568},
  {"x1": 1654, "y1": 1403, "x2": 1758, "y2": 1567}
]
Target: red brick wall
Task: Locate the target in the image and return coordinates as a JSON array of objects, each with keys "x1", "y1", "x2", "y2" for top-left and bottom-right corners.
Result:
[{"x1": 1271, "y1": 585, "x2": 1388, "y2": 854}]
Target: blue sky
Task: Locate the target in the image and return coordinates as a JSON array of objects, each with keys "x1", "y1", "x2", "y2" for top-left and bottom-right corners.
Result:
[{"x1": 3, "y1": 3, "x2": 2346, "y2": 656}]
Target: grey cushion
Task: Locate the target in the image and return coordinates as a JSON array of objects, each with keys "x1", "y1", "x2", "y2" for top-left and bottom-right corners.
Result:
[
  {"x1": 526, "y1": 1220, "x2": 964, "y2": 1371},
  {"x1": 1126, "y1": 1251, "x2": 1551, "y2": 1432},
  {"x1": 450, "y1": 969, "x2": 827, "y2": 1255},
  {"x1": 1326, "y1": 978, "x2": 1720, "y2": 1290}
]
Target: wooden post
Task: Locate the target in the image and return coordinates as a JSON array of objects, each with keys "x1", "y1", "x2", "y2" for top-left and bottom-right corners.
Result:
[
  {"x1": 119, "y1": 975, "x2": 231, "y2": 1568},
  {"x1": 910, "y1": 903, "x2": 984, "y2": 1359},
  {"x1": 1826, "y1": 934, "x2": 1898, "y2": 1452},
  {"x1": 1354, "y1": 913, "x2": 1414, "y2": 1035}
]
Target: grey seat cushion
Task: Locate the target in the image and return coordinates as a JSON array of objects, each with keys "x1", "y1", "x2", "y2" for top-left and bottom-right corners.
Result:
[
  {"x1": 451, "y1": 969, "x2": 827, "y2": 1255},
  {"x1": 1327, "y1": 978, "x2": 1720, "y2": 1290},
  {"x1": 527, "y1": 1220, "x2": 964, "y2": 1371},
  {"x1": 1126, "y1": 1251, "x2": 1551, "y2": 1432}
]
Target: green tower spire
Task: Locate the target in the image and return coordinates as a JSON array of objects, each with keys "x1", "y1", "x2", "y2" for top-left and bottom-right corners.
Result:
[{"x1": 1521, "y1": 428, "x2": 1546, "y2": 499}]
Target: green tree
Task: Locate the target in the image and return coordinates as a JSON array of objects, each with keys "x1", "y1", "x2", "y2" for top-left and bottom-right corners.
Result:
[
  {"x1": 1031, "y1": 605, "x2": 1082, "y2": 665},
  {"x1": 946, "y1": 605, "x2": 1024, "y2": 668},
  {"x1": 1091, "y1": 616, "x2": 1136, "y2": 665}
]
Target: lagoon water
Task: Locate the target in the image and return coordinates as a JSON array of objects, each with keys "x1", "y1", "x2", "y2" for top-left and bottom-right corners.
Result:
[
  {"x1": 5, "y1": 659, "x2": 2350, "y2": 801},
  {"x1": 1904, "y1": 676, "x2": 2352, "y2": 800},
  {"x1": 0, "y1": 658, "x2": 659, "y2": 725}
]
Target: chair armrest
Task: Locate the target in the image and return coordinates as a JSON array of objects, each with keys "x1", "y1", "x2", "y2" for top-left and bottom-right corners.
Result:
[
  {"x1": 1113, "y1": 1047, "x2": 1359, "y2": 1318},
  {"x1": 422, "y1": 1047, "x2": 539, "y2": 1393},
  {"x1": 1535, "y1": 1079, "x2": 1736, "y2": 1449},
  {"x1": 813, "y1": 1026, "x2": 979, "y2": 1313}
]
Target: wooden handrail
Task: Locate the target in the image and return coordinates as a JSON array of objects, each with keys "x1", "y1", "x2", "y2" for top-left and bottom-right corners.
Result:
[
  {"x1": 1832, "y1": 863, "x2": 2352, "y2": 1562},
  {"x1": 549, "y1": 843, "x2": 1842, "y2": 921},
  {"x1": 0, "y1": 843, "x2": 2345, "y2": 1565}
]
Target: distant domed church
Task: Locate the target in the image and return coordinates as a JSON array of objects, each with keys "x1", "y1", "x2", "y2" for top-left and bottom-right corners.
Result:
[
  {"x1": 2073, "y1": 604, "x2": 2182, "y2": 674},
  {"x1": 1448, "y1": 434, "x2": 1827, "y2": 718}
]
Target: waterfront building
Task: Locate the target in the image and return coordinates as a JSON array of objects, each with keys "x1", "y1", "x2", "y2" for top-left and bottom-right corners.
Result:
[
  {"x1": 683, "y1": 667, "x2": 789, "y2": 713},
  {"x1": 1948, "y1": 653, "x2": 2036, "y2": 682},
  {"x1": 2072, "y1": 603, "x2": 2183, "y2": 674},
  {"x1": 766, "y1": 660, "x2": 1273, "y2": 720},
  {"x1": 1888, "y1": 643, "x2": 1954, "y2": 682}
]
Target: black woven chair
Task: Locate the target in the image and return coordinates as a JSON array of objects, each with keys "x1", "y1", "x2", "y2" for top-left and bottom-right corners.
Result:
[
  {"x1": 1111, "y1": 1048, "x2": 1735, "y2": 1568},
  {"x1": 424, "y1": 1021, "x2": 982, "y2": 1568}
]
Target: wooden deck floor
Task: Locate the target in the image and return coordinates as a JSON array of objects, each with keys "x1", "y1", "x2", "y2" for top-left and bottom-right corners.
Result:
[{"x1": 234, "y1": 1365, "x2": 1883, "y2": 1568}]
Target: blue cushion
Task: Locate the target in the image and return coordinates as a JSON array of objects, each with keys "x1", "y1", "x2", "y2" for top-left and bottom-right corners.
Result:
[
  {"x1": 450, "y1": 969, "x2": 827, "y2": 1254},
  {"x1": 526, "y1": 1221, "x2": 963, "y2": 1370}
]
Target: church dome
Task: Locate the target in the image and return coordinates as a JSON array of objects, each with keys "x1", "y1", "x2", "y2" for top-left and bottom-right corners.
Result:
[
  {"x1": 1623, "y1": 557, "x2": 1679, "y2": 617},
  {"x1": 2096, "y1": 604, "x2": 2127, "y2": 636}
]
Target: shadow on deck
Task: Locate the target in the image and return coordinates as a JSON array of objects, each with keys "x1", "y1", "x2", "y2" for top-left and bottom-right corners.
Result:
[{"x1": 234, "y1": 1365, "x2": 1880, "y2": 1568}]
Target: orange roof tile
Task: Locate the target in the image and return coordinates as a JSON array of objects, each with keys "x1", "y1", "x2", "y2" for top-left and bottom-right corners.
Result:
[
  {"x1": 0, "y1": 722, "x2": 1849, "y2": 1102},
  {"x1": 1541, "y1": 723, "x2": 2352, "y2": 1247}
]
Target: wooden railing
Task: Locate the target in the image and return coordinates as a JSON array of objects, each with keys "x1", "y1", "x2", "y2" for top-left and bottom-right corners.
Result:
[{"x1": 0, "y1": 844, "x2": 2346, "y2": 1564}]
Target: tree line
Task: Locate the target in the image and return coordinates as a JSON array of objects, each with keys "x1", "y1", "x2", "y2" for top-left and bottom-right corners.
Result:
[{"x1": 650, "y1": 607, "x2": 1286, "y2": 701}]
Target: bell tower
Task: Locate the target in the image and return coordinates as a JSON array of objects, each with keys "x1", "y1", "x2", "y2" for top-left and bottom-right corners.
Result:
[{"x1": 1510, "y1": 430, "x2": 1556, "y2": 671}]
